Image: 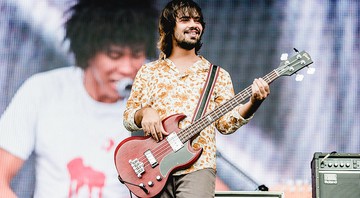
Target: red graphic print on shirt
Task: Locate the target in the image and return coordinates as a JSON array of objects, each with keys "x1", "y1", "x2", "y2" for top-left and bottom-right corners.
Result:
[
  {"x1": 103, "y1": 138, "x2": 115, "y2": 152},
  {"x1": 67, "y1": 157, "x2": 106, "y2": 198}
]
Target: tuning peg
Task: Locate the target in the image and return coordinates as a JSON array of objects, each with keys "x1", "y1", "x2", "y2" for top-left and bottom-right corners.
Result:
[
  {"x1": 280, "y1": 53, "x2": 288, "y2": 61},
  {"x1": 307, "y1": 67, "x2": 316, "y2": 74},
  {"x1": 295, "y1": 74, "x2": 304, "y2": 81}
]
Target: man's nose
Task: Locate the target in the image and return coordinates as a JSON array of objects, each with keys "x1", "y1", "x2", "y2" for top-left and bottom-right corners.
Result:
[
  {"x1": 117, "y1": 56, "x2": 136, "y2": 75},
  {"x1": 189, "y1": 18, "x2": 200, "y2": 27}
]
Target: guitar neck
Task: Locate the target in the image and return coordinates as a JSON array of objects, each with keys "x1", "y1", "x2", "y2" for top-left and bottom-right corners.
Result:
[{"x1": 179, "y1": 70, "x2": 280, "y2": 143}]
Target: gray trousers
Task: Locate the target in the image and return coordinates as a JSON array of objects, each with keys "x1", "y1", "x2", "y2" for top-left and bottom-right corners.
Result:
[{"x1": 155, "y1": 168, "x2": 216, "y2": 198}]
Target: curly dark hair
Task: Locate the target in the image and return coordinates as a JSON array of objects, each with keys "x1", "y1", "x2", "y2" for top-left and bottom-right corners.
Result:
[
  {"x1": 158, "y1": 0, "x2": 205, "y2": 58},
  {"x1": 64, "y1": 0, "x2": 158, "y2": 69}
]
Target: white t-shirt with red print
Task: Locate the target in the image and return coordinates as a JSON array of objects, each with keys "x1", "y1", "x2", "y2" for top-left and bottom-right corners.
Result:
[{"x1": 0, "y1": 67, "x2": 131, "y2": 198}]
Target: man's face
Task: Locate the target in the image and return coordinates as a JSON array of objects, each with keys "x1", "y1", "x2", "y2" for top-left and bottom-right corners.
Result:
[
  {"x1": 173, "y1": 13, "x2": 203, "y2": 50},
  {"x1": 86, "y1": 45, "x2": 146, "y2": 102}
]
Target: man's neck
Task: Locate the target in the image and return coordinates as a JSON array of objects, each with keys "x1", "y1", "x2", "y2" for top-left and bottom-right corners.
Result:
[{"x1": 168, "y1": 47, "x2": 200, "y2": 73}]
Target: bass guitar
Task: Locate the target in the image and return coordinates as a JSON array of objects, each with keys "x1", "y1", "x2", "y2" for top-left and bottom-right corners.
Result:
[{"x1": 114, "y1": 50, "x2": 314, "y2": 197}]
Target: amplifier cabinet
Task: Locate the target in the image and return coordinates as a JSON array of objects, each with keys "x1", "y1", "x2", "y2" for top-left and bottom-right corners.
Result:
[
  {"x1": 311, "y1": 152, "x2": 360, "y2": 198},
  {"x1": 215, "y1": 191, "x2": 284, "y2": 198}
]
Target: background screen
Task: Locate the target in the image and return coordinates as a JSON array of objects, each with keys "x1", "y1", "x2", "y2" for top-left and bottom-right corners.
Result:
[{"x1": 1, "y1": 0, "x2": 359, "y2": 197}]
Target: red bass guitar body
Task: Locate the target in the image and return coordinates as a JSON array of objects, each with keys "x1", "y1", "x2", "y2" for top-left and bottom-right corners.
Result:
[{"x1": 114, "y1": 114, "x2": 202, "y2": 197}]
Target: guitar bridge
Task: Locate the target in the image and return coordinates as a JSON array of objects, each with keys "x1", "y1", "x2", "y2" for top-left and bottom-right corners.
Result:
[{"x1": 129, "y1": 158, "x2": 145, "y2": 178}]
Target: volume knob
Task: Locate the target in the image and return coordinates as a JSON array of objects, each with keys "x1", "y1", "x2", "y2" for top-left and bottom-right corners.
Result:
[{"x1": 156, "y1": 175, "x2": 162, "y2": 181}]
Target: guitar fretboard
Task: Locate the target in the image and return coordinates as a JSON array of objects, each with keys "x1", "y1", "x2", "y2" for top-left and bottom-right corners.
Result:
[
  {"x1": 175, "y1": 50, "x2": 313, "y2": 143},
  {"x1": 178, "y1": 70, "x2": 280, "y2": 143}
]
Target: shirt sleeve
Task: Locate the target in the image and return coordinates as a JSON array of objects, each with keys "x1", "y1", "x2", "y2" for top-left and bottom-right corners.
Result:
[
  {"x1": 0, "y1": 76, "x2": 41, "y2": 160},
  {"x1": 123, "y1": 65, "x2": 150, "y2": 132},
  {"x1": 214, "y1": 69, "x2": 253, "y2": 134}
]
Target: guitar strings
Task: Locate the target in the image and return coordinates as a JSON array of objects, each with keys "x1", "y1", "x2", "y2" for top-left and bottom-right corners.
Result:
[
  {"x1": 136, "y1": 71, "x2": 281, "y2": 169},
  {"x1": 132, "y1": 57, "x2": 302, "y2": 170},
  {"x1": 137, "y1": 71, "x2": 281, "y2": 170}
]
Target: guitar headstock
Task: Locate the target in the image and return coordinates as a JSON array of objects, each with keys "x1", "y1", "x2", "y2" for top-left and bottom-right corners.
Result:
[{"x1": 275, "y1": 50, "x2": 314, "y2": 80}]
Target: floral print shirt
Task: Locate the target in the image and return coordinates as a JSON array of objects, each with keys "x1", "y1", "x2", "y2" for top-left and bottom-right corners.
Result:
[{"x1": 123, "y1": 56, "x2": 252, "y2": 175}]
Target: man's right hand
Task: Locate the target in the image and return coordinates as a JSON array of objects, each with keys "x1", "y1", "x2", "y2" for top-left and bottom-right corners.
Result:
[{"x1": 135, "y1": 107, "x2": 168, "y2": 142}]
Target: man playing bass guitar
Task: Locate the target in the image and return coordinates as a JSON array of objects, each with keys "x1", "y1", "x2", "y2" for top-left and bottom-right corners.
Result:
[{"x1": 121, "y1": 0, "x2": 270, "y2": 197}]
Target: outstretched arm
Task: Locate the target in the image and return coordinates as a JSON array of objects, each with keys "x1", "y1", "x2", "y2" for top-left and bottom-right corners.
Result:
[{"x1": 0, "y1": 148, "x2": 24, "y2": 198}]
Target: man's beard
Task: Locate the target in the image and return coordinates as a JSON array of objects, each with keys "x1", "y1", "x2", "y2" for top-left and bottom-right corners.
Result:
[
  {"x1": 176, "y1": 35, "x2": 201, "y2": 50},
  {"x1": 177, "y1": 39, "x2": 199, "y2": 50}
]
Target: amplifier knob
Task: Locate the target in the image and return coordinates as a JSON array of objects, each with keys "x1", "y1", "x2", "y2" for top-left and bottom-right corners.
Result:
[
  {"x1": 340, "y1": 163, "x2": 344, "y2": 167},
  {"x1": 346, "y1": 163, "x2": 350, "y2": 167},
  {"x1": 328, "y1": 163, "x2": 333, "y2": 167},
  {"x1": 334, "y1": 163, "x2": 338, "y2": 167}
]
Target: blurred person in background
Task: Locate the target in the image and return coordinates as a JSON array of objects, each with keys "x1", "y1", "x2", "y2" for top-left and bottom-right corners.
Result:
[{"x1": 0, "y1": 0, "x2": 157, "y2": 197}]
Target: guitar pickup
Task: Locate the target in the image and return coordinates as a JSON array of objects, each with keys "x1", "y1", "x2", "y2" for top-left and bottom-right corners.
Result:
[
  {"x1": 144, "y1": 150, "x2": 158, "y2": 168},
  {"x1": 166, "y1": 132, "x2": 184, "y2": 152}
]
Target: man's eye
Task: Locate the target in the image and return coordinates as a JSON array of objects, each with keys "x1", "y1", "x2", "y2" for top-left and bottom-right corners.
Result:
[
  {"x1": 179, "y1": 17, "x2": 190, "y2": 22},
  {"x1": 107, "y1": 51, "x2": 123, "y2": 59},
  {"x1": 194, "y1": 18, "x2": 201, "y2": 22},
  {"x1": 132, "y1": 52, "x2": 145, "y2": 59},
  {"x1": 133, "y1": 54, "x2": 141, "y2": 59}
]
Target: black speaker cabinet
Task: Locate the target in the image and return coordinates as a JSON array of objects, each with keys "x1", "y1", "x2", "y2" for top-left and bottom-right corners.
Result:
[
  {"x1": 215, "y1": 191, "x2": 284, "y2": 198},
  {"x1": 311, "y1": 152, "x2": 360, "y2": 198}
]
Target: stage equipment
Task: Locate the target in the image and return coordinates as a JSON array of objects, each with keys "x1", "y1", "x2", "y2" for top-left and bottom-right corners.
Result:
[
  {"x1": 311, "y1": 152, "x2": 360, "y2": 198},
  {"x1": 215, "y1": 191, "x2": 284, "y2": 198}
]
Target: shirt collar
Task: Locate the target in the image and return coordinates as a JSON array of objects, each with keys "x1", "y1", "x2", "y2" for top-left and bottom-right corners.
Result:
[{"x1": 163, "y1": 55, "x2": 211, "y2": 74}]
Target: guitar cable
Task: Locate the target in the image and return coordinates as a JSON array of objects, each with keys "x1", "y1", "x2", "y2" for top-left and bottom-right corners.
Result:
[
  {"x1": 118, "y1": 175, "x2": 150, "y2": 195},
  {"x1": 320, "y1": 151, "x2": 337, "y2": 165}
]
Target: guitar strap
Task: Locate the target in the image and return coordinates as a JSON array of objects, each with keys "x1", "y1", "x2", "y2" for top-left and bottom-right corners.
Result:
[{"x1": 192, "y1": 64, "x2": 220, "y2": 122}]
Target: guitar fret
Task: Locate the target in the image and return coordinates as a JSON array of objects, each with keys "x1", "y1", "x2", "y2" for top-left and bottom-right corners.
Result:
[
  {"x1": 178, "y1": 51, "x2": 313, "y2": 143},
  {"x1": 182, "y1": 84, "x2": 254, "y2": 142}
]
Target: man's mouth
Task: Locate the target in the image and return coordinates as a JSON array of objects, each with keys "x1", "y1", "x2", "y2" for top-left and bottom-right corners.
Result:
[
  {"x1": 185, "y1": 28, "x2": 200, "y2": 35},
  {"x1": 185, "y1": 30, "x2": 200, "y2": 39},
  {"x1": 188, "y1": 31, "x2": 198, "y2": 36}
]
